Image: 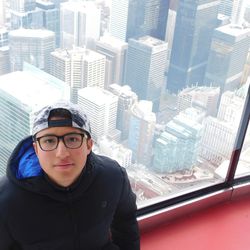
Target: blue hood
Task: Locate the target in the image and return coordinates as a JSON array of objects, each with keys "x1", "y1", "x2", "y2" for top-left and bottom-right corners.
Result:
[{"x1": 9, "y1": 136, "x2": 43, "y2": 179}]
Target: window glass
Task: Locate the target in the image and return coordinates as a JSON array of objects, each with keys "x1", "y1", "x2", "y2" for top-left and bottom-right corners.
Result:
[{"x1": 0, "y1": 0, "x2": 249, "y2": 209}]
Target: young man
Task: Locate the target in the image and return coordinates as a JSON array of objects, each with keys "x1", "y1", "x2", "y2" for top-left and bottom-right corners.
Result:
[{"x1": 0, "y1": 101, "x2": 140, "y2": 250}]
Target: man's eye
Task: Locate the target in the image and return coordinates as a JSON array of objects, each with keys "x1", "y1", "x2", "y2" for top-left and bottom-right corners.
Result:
[
  {"x1": 68, "y1": 136, "x2": 78, "y2": 142},
  {"x1": 42, "y1": 138, "x2": 56, "y2": 144}
]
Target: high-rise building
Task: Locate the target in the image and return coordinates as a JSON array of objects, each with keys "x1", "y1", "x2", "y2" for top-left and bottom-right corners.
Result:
[
  {"x1": 218, "y1": 0, "x2": 234, "y2": 17},
  {"x1": 177, "y1": 86, "x2": 220, "y2": 117},
  {"x1": 153, "y1": 112, "x2": 202, "y2": 173},
  {"x1": 50, "y1": 48, "x2": 106, "y2": 103},
  {"x1": 230, "y1": 0, "x2": 247, "y2": 26},
  {"x1": 95, "y1": 35, "x2": 128, "y2": 87},
  {"x1": 241, "y1": 49, "x2": 250, "y2": 84},
  {"x1": 124, "y1": 36, "x2": 168, "y2": 112},
  {"x1": 98, "y1": 136, "x2": 132, "y2": 168},
  {"x1": 9, "y1": 0, "x2": 43, "y2": 29},
  {"x1": 204, "y1": 24, "x2": 250, "y2": 92},
  {"x1": 128, "y1": 100, "x2": 156, "y2": 167},
  {"x1": 0, "y1": 0, "x2": 5, "y2": 26},
  {"x1": 217, "y1": 88, "x2": 248, "y2": 125},
  {"x1": 36, "y1": 0, "x2": 60, "y2": 48},
  {"x1": 109, "y1": 84, "x2": 138, "y2": 140},
  {"x1": 199, "y1": 83, "x2": 248, "y2": 166},
  {"x1": 9, "y1": 28, "x2": 55, "y2": 72},
  {"x1": 78, "y1": 87, "x2": 119, "y2": 142},
  {"x1": 245, "y1": 3, "x2": 250, "y2": 23},
  {"x1": 0, "y1": 28, "x2": 10, "y2": 76},
  {"x1": 60, "y1": 1, "x2": 101, "y2": 49},
  {"x1": 0, "y1": 66, "x2": 69, "y2": 174},
  {"x1": 166, "y1": 0, "x2": 219, "y2": 93},
  {"x1": 110, "y1": 0, "x2": 169, "y2": 42},
  {"x1": 199, "y1": 116, "x2": 237, "y2": 166}
]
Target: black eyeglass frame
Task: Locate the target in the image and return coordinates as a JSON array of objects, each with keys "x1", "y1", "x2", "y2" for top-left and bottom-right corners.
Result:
[{"x1": 34, "y1": 132, "x2": 88, "y2": 151}]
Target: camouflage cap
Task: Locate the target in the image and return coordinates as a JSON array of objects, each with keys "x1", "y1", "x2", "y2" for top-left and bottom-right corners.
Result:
[{"x1": 32, "y1": 100, "x2": 91, "y2": 137}]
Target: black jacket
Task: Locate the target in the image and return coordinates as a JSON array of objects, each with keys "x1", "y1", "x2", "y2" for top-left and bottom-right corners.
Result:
[{"x1": 0, "y1": 136, "x2": 140, "y2": 250}]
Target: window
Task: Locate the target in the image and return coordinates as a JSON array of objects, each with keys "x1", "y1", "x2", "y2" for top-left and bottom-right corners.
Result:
[{"x1": 0, "y1": 0, "x2": 249, "y2": 214}]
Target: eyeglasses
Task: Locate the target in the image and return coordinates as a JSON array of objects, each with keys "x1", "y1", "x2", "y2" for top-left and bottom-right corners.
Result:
[{"x1": 35, "y1": 132, "x2": 88, "y2": 151}]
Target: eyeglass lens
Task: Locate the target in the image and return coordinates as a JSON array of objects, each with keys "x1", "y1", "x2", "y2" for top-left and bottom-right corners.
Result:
[{"x1": 37, "y1": 133, "x2": 85, "y2": 151}]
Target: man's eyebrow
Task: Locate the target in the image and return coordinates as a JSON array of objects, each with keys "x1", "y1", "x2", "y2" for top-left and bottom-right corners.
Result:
[{"x1": 36, "y1": 133, "x2": 57, "y2": 138}]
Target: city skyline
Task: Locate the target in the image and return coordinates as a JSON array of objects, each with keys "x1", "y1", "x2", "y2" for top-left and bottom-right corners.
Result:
[{"x1": 0, "y1": 0, "x2": 249, "y2": 203}]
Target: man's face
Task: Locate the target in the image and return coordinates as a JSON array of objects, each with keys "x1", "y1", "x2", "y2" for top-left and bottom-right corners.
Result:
[{"x1": 33, "y1": 126, "x2": 93, "y2": 187}]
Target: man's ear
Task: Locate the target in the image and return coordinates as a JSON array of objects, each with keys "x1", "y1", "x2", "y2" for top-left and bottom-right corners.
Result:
[
  {"x1": 33, "y1": 142, "x2": 38, "y2": 155},
  {"x1": 86, "y1": 138, "x2": 93, "y2": 152}
]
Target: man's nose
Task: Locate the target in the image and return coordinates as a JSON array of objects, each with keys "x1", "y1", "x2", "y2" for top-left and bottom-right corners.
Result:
[{"x1": 56, "y1": 139, "x2": 70, "y2": 158}]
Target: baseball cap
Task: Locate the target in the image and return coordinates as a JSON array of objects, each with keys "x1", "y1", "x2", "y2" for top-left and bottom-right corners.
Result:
[{"x1": 32, "y1": 100, "x2": 91, "y2": 137}]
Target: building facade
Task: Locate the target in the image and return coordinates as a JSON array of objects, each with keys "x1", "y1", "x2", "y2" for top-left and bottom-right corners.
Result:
[
  {"x1": 125, "y1": 36, "x2": 168, "y2": 112},
  {"x1": 78, "y1": 87, "x2": 119, "y2": 142},
  {"x1": 110, "y1": 0, "x2": 169, "y2": 42},
  {"x1": 166, "y1": 0, "x2": 219, "y2": 93},
  {"x1": 9, "y1": 28, "x2": 55, "y2": 72},
  {"x1": 60, "y1": 1, "x2": 101, "y2": 49}
]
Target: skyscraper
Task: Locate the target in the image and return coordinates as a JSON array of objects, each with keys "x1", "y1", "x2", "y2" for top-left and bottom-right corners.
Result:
[
  {"x1": 78, "y1": 87, "x2": 119, "y2": 142},
  {"x1": 153, "y1": 111, "x2": 202, "y2": 173},
  {"x1": 36, "y1": 0, "x2": 60, "y2": 47},
  {"x1": 50, "y1": 48, "x2": 106, "y2": 103},
  {"x1": 125, "y1": 36, "x2": 168, "y2": 112},
  {"x1": 128, "y1": 100, "x2": 156, "y2": 167},
  {"x1": 204, "y1": 24, "x2": 250, "y2": 92},
  {"x1": 95, "y1": 35, "x2": 128, "y2": 87},
  {"x1": 218, "y1": 0, "x2": 234, "y2": 17},
  {"x1": 9, "y1": 28, "x2": 55, "y2": 72},
  {"x1": 177, "y1": 86, "x2": 220, "y2": 117},
  {"x1": 60, "y1": 1, "x2": 101, "y2": 49},
  {"x1": 110, "y1": 0, "x2": 169, "y2": 42},
  {"x1": 199, "y1": 83, "x2": 248, "y2": 166},
  {"x1": 0, "y1": 28, "x2": 10, "y2": 76},
  {"x1": 0, "y1": 67, "x2": 69, "y2": 174},
  {"x1": 98, "y1": 136, "x2": 133, "y2": 168},
  {"x1": 166, "y1": 0, "x2": 219, "y2": 93},
  {"x1": 9, "y1": 0, "x2": 42, "y2": 29},
  {"x1": 109, "y1": 84, "x2": 138, "y2": 140},
  {"x1": 0, "y1": 0, "x2": 5, "y2": 26}
]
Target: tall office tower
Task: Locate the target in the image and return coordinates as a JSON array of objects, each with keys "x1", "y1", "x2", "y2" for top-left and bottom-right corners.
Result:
[
  {"x1": 50, "y1": 0, "x2": 67, "y2": 8},
  {"x1": 218, "y1": 0, "x2": 234, "y2": 17},
  {"x1": 231, "y1": 0, "x2": 247, "y2": 26},
  {"x1": 128, "y1": 100, "x2": 156, "y2": 167},
  {"x1": 125, "y1": 36, "x2": 168, "y2": 112},
  {"x1": 199, "y1": 116, "x2": 237, "y2": 166},
  {"x1": 9, "y1": 0, "x2": 43, "y2": 29},
  {"x1": 217, "y1": 88, "x2": 248, "y2": 125},
  {"x1": 199, "y1": 83, "x2": 248, "y2": 166},
  {"x1": 78, "y1": 87, "x2": 120, "y2": 142},
  {"x1": 110, "y1": 0, "x2": 169, "y2": 42},
  {"x1": 0, "y1": 0, "x2": 5, "y2": 26},
  {"x1": 50, "y1": 48, "x2": 106, "y2": 103},
  {"x1": 9, "y1": 28, "x2": 55, "y2": 72},
  {"x1": 153, "y1": 112, "x2": 202, "y2": 173},
  {"x1": 98, "y1": 136, "x2": 132, "y2": 168},
  {"x1": 60, "y1": 1, "x2": 101, "y2": 49},
  {"x1": 177, "y1": 86, "x2": 220, "y2": 117},
  {"x1": 245, "y1": 3, "x2": 250, "y2": 22},
  {"x1": 165, "y1": 7, "x2": 177, "y2": 62},
  {"x1": 0, "y1": 28, "x2": 10, "y2": 75},
  {"x1": 241, "y1": 49, "x2": 250, "y2": 84},
  {"x1": 204, "y1": 24, "x2": 250, "y2": 92},
  {"x1": 109, "y1": 84, "x2": 138, "y2": 140},
  {"x1": 36, "y1": 0, "x2": 60, "y2": 48},
  {"x1": 166, "y1": 0, "x2": 219, "y2": 94},
  {"x1": 0, "y1": 68, "x2": 69, "y2": 174},
  {"x1": 95, "y1": 35, "x2": 128, "y2": 87}
]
